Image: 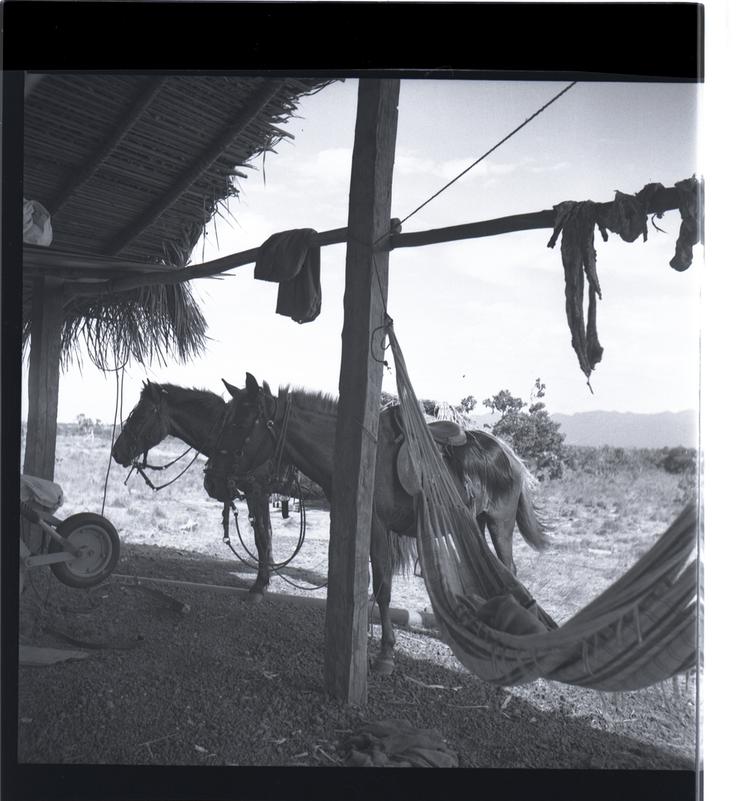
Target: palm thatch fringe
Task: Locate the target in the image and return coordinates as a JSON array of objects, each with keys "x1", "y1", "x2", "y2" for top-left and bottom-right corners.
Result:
[{"x1": 23, "y1": 280, "x2": 207, "y2": 371}]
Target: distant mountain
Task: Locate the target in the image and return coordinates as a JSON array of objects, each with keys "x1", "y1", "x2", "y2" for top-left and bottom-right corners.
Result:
[{"x1": 468, "y1": 410, "x2": 698, "y2": 448}]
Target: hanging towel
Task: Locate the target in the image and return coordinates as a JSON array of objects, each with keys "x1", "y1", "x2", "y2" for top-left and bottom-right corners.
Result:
[{"x1": 254, "y1": 228, "x2": 321, "y2": 323}]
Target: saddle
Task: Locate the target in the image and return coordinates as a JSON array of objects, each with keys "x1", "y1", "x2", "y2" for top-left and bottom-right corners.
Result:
[{"x1": 396, "y1": 420, "x2": 467, "y2": 497}]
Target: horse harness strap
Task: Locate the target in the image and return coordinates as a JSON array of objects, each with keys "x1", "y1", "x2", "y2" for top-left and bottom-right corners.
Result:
[
  {"x1": 262, "y1": 389, "x2": 293, "y2": 487},
  {"x1": 127, "y1": 447, "x2": 201, "y2": 492}
]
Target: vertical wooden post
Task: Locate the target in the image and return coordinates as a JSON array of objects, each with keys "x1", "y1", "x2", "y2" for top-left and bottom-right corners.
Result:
[
  {"x1": 23, "y1": 277, "x2": 64, "y2": 480},
  {"x1": 324, "y1": 79, "x2": 400, "y2": 703}
]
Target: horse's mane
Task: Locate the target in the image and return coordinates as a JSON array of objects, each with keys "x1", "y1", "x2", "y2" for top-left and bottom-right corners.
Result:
[
  {"x1": 280, "y1": 385, "x2": 339, "y2": 417},
  {"x1": 144, "y1": 382, "x2": 226, "y2": 410}
]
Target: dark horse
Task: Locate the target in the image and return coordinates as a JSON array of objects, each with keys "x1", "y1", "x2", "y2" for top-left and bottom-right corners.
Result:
[
  {"x1": 204, "y1": 373, "x2": 550, "y2": 674},
  {"x1": 112, "y1": 380, "x2": 281, "y2": 595}
]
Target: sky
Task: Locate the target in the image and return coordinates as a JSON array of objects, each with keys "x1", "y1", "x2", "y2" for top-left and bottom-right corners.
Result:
[{"x1": 23, "y1": 78, "x2": 702, "y2": 423}]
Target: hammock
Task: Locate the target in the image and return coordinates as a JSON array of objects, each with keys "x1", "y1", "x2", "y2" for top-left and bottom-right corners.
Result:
[{"x1": 387, "y1": 324, "x2": 699, "y2": 691}]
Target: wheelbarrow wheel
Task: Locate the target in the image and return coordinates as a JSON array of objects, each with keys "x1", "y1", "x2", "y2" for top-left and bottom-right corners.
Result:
[{"x1": 49, "y1": 513, "x2": 120, "y2": 589}]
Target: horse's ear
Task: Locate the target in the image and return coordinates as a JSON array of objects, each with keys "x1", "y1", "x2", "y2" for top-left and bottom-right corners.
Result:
[
  {"x1": 262, "y1": 380, "x2": 272, "y2": 395},
  {"x1": 245, "y1": 373, "x2": 260, "y2": 398},
  {"x1": 222, "y1": 379, "x2": 241, "y2": 399},
  {"x1": 147, "y1": 381, "x2": 162, "y2": 402}
]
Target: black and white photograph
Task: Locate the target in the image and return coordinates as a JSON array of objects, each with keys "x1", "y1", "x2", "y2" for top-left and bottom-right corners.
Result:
[{"x1": 2, "y1": 2, "x2": 718, "y2": 800}]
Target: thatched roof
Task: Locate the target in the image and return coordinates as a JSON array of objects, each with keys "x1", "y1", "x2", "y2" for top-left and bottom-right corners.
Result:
[{"x1": 23, "y1": 74, "x2": 333, "y2": 368}]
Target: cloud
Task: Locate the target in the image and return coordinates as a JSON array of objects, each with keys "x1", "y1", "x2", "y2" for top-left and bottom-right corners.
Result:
[
  {"x1": 530, "y1": 160, "x2": 571, "y2": 174},
  {"x1": 295, "y1": 147, "x2": 354, "y2": 186},
  {"x1": 396, "y1": 150, "x2": 519, "y2": 181}
]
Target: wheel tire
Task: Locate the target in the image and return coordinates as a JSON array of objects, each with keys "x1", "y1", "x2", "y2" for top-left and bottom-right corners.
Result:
[{"x1": 49, "y1": 512, "x2": 120, "y2": 589}]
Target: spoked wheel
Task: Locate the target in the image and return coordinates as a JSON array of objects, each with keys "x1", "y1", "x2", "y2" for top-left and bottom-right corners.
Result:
[{"x1": 49, "y1": 513, "x2": 120, "y2": 589}]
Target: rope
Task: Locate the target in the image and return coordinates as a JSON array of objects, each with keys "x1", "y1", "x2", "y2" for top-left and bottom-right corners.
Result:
[
  {"x1": 101, "y1": 364, "x2": 126, "y2": 515},
  {"x1": 398, "y1": 82, "x2": 578, "y2": 228},
  {"x1": 130, "y1": 451, "x2": 201, "y2": 492},
  {"x1": 135, "y1": 446, "x2": 194, "y2": 472},
  {"x1": 222, "y1": 475, "x2": 327, "y2": 592}
]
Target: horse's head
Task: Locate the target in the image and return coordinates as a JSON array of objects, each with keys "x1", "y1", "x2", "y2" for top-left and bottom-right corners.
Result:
[
  {"x1": 203, "y1": 372, "x2": 278, "y2": 502},
  {"x1": 112, "y1": 381, "x2": 171, "y2": 466}
]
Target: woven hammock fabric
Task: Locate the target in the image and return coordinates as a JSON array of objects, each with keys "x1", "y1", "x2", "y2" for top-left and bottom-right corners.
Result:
[{"x1": 387, "y1": 324, "x2": 699, "y2": 691}]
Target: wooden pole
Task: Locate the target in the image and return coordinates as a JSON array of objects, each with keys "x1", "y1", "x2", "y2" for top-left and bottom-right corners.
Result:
[
  {"x1": 324, "y1": 79, "x2": 400, "y2": 704},
  {"x1": 52, "y1": 184, "x2": 687, "y2": 295},
  {"x1": 23, "y1": 277, "x2": 63, "y2": 479}
]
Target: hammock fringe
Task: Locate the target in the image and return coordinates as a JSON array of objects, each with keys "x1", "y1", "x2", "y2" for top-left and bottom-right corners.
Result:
[{"x1": 387, "y1": 323, "x2": 699, "y2": 692}]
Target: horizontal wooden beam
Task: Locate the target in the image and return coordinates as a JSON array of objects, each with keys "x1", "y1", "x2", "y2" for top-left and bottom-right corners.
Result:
[
  {"x1": 34, "y1": 183, "x2": 687, "y2": 298},
  {"x1": 24, "y1": 245, "x2": 174, "y2": 276}
]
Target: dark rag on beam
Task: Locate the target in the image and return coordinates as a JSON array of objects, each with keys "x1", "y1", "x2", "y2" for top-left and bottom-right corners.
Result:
[
  {"x1": 547, "y1": 200, "x2": 604, "y2": 381},
  {"x1": 254, "y1": 229, "x2": 322, "y2": 323},
  {"x1": 670, "y1": 176, "x2": 704, "y2": 272}
]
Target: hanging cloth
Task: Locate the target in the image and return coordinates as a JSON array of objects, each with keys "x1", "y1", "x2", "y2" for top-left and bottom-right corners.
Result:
[
  {"x1": 254, "y1": 229, "x2": 322, "y2": 323},
  {"x1": 547, "y1": 179, "x2": 703, "y2": 381},
  {"x1": 670, "y1": 176, "x2": 704, "y2": 272},
  {"x1": 387, "y1": 322, "x2": 698, "y2": 691},
  {"x1": 547, "y1": 201, "x2": 604, "y2": 381}
]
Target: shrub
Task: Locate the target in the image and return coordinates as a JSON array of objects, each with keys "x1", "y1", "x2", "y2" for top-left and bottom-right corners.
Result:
[
  {"x1": 483, "y1": 379, "x2": 565, "y2": 480},
  {"x1": 658, "y1": 447, "x2": 697, "y2": 475}
]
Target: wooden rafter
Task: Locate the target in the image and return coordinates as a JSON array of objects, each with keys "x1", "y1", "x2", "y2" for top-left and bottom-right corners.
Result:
[
  {"x1": 103, "y1": 80, "x2": 286, "y2": 257},
  {"x1": 46, "y1": 77, "x2": 166, "y2": 216}
]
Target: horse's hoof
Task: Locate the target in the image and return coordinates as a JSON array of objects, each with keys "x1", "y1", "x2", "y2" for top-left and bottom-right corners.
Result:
[{"x1": 372, "y1": 657, "x2": 395, "y2": 676}]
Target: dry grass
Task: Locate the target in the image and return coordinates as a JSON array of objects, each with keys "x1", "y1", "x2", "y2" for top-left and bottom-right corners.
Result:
[
  {"x1": 519, "y1": 465, "x2": 689, "y2": 623},
  {"x1": 43, "y1": 429, "x2": 692, "y2": 621}
]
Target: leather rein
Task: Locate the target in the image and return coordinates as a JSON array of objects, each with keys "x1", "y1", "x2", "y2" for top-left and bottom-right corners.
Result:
[{"x1": 122, "y1": 399, "x2": 201, "y2": 492}]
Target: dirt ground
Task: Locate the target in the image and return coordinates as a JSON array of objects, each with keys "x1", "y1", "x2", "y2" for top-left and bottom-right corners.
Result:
[
  {"x1": 17, "y1": 527, "x2": 697, "y2": 773},
  {"x1": 13, "y1": 437, "x2": 699, "y2": 799}
]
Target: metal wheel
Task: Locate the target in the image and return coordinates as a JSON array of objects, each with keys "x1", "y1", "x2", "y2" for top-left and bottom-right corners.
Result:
[{"x1": 49, "y1": 513, "x2": 120, "y2": 589}]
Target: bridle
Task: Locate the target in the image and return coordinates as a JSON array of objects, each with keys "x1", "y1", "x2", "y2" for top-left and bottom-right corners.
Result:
[
  {"x1": 208, "y1": 386, "x2": 294, "y2": 498},
  {"x1": 119, "y1": 396, "x2": 198, "y2": 491}
]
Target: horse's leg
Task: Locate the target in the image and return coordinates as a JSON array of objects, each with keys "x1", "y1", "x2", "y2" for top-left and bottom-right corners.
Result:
[
  {"x1": 370, "y1": 516, "x2": 396, "y2": 675},
  {"x1": 247, "y1": 492, "x2": 272, "y2": 598},
  {"x1": 482, "y1": 499, "x2": 518, "y2": 575}
]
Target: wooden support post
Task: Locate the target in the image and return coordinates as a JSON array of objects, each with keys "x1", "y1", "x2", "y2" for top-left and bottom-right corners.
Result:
[
  {"x1": 23, "y1": 277, "x2": 63, "y2": 480},
  {"x1": 324, "y1": 79, "x2": 400, "y2": 704}
]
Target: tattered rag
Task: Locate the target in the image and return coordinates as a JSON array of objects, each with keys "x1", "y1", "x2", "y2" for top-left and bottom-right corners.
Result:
[
  {"x1": 254, "y1": 228, "x2": 322, "y2": 323},
  {"x1": 547, "y1": 200, "x2": 604, "y2": 381},
  {"x1": 344, "y1": 719, "x2": 458, "y2": 767},
  {"x1": 670, "y1": 176, "x2": 704, "y2": 272}
]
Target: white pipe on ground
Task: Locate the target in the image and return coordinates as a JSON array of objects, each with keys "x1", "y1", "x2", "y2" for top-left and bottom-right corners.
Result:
[{"x1": 110, "y1": 573, "x2": 438, "y2": 632}]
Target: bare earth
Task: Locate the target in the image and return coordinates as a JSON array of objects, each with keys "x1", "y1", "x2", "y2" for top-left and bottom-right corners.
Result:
[{"x1": 15, "y1": 435, "x2": 699, "y2": 793}]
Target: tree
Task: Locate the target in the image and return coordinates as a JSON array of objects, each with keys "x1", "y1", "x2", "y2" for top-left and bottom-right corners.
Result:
[
  {"x1": 380, "y1": 391, "x2": 398, "y2": 408},
  {"x1": 458, "y1": 395, "x2": 477, "y2": 414},
  {"x1": 483, "y1": 379, "x2": 565, "y2": 479}
]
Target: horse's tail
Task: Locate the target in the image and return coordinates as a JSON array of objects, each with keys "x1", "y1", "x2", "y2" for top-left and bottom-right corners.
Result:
[
  {"x1": 387, "y1": 530, "x2": 418, "y2": 576},
  {"x1": 486, "y1": 433, "x2": 552, "y2": 552},
  {"x1": 515, "y1": 487, "x2": 552, "y2": 551}
]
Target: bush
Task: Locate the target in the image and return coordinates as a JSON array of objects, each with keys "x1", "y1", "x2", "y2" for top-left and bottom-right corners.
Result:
[
  {"x1": 658, "y1": 447, "x2": 697, "y2": 475},
  {"x1": 483, "y1": 379, "x2": 565, "y2": 480},
  {"x1": 75, "y1": 413, "x2": 105, "y2": 436}
]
